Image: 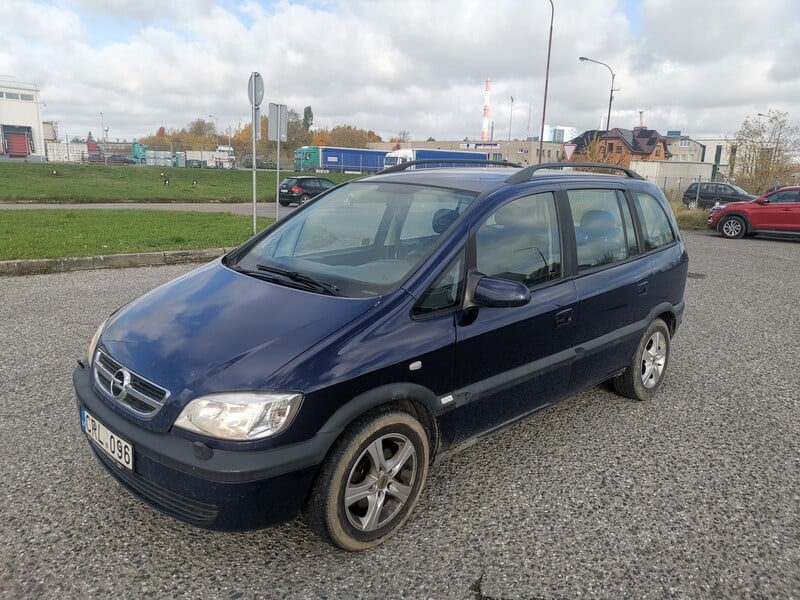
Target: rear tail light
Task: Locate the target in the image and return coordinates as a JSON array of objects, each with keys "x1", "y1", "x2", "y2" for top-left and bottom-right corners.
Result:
[{"x1": 291, "y1": 186, "x2": 302, "y2": 193}]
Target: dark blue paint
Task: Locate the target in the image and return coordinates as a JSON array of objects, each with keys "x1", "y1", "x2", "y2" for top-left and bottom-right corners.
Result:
[{"x1": 73, "y1": 166, "x2": 688, "y2": 532}]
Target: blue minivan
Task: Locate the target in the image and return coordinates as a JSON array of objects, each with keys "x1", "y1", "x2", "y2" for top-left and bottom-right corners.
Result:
[{"x1": 74, "y1": 162, "x2": 688, "y2": 551}]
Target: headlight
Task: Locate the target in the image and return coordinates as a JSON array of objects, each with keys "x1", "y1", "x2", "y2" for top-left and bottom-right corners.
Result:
[
  {"x1": 174, "y1": 392, "x2": 303, "y2": 441},
  {"x1": 87, "y1": 319, "x2": 107, "y2": 367}
]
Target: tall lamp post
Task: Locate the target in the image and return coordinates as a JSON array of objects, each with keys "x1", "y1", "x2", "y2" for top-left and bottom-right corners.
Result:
[
  {"x1": 757, "y1": 112, "x2": 782, "y2": 186},
  {"x1": 508, "y1": 96, "x2": 514, "y2": 144},
  {"x1": 538, "y1": 0, "x2": 554, "y2": 164},
  {"x1": 579, "y1": 56, "x2": 616, "y2": 158},
  {"x1": 99, "y1": 111, "x2": 108, "y2": 165}
]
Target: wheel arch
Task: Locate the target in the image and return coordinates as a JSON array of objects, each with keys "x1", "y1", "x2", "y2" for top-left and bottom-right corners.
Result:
[
  {"x1": 657, "y1": 310, "x2": 678, "y2": 337},
  {"x1": 316, "y1": 383, "x2": 442, "y2": 464},
  {"x1": 718, "y1": 211, "x2": 751, "y2": 233}
]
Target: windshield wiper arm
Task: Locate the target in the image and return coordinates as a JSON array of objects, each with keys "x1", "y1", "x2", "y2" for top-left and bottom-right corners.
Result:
[{"x1": 256, "y1": 264, "x2": 339, "y2": 295}]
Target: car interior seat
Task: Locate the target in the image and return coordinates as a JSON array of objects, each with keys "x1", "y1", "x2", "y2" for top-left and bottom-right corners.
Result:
[{"x1": 576, "y1": 209, "x2": 625, "y2": 268}]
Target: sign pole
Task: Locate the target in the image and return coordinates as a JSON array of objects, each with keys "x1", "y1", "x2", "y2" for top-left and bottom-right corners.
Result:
[
  {"x1": 276, "y1": 109, "x2": 281, "y2": 221},
  {"x1": 268, "y1": 103, "x2": 288, "y2": 221},
  {"x1": 247, "y1": 72, "x2": 264, "y2": 235},
  {"x1": 252, "y1": 98, "x2": 257, "y2": 234}
]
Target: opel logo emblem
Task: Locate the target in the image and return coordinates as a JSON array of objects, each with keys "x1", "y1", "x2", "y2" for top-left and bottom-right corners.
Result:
[{"x1": 110, "y1": 368, "x2": 131, "y2": 400}]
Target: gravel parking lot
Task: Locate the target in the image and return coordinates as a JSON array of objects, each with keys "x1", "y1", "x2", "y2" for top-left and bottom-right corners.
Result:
[{"x1": 0, "y1": 230, "x2": 797, "y2": 599}]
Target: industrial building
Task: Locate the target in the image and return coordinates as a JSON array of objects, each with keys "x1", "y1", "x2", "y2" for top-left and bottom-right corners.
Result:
[{"x1": 0, "y1": 80, "x2": 47, "y2": 162}]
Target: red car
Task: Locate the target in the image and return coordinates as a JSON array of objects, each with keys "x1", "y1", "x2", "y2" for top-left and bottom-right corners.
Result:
[{"x1": 707, "y1": 186, "x2": 800, "y2": 239}]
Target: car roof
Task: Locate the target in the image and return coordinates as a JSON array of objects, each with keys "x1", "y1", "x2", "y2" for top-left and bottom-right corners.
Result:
[
  {"x1": 365, "y1": 167, "x2": 518, "y2": 194},
  {"x1": 364, "y1": 163, "x2": 646, "y2": 195}
]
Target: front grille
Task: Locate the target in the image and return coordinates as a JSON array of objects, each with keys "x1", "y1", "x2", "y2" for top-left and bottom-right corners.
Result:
[
  {"x1": 92, "y1": 446, "x2": 218, "y2": 525},
  {"x1": 93, "y1": 350, "x2": 169, "y2": 417}
]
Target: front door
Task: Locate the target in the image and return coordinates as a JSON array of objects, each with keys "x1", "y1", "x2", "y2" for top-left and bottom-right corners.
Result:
[
  {"x1": 755, "y1": 190, "x2": 800, "y2": 231},
  {"x1": 444, "y1": 191, "x2": 577, "y2": 448}
]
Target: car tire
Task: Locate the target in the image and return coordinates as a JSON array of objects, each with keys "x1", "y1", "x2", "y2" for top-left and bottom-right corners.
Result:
[
  {"x1": 302, "y1": 408, "x2": 430, "y2": 551},
  {"x1": 687, "y1": 200, "x2": 698, "y2": 210},
  {"x1": 719, "y1": 215, "x2": 746, "y2": 239},
  {"x1": 612, "y1": 318, "x2": 670, "y2": 401},
  {"x1": 300, "y1": 194, "x2": 311, "y2": 204}
]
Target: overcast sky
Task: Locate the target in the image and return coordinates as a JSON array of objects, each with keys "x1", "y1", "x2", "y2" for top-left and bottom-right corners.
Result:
[{"x1": 2, "y1": 0, "x2": 799, "y2": 143}]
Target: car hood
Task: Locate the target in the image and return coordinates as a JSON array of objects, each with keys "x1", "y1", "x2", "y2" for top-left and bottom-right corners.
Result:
[
  {"x1": 712, "y1": 199, "x2": 749, "y2": 212},
  {"x1": 99, "y1": 260, "x2": 379, "y2": 398}
]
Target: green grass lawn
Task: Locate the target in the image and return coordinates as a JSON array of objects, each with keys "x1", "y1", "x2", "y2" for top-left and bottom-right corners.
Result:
[
  {"x1": 0, "y1": 162, "x2": 360, "y2": 203},
  {"x1": 0, "y1": 163, "x2": 709, "y2": 262},
  {"x1": 0, "y1": 209, "x2": 272, "y2": 260}
]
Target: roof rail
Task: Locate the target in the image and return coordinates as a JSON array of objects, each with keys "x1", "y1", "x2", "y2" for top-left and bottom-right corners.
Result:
[
  {"x1": 379, "y1": 159, "x2": 523, "y2": 174},
  {"x1": 504, "y1": 162, "x2": 645, "y2": 184}
]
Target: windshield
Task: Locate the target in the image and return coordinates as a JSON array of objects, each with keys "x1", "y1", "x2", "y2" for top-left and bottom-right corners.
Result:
[
  {"x1": 730, "y1": 184, "x2": 749, "y2": 195},
  {"x1": 231, "y1": 181, "x2": 476, "y2": 298},
  {"x1": 384, "y1": 156, "x2": 402, "y2": 167}
]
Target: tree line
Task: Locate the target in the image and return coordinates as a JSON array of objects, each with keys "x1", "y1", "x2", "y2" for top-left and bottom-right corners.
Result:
[{"x1": 129, "y1": 106, "x2": 395, "y2": 163}]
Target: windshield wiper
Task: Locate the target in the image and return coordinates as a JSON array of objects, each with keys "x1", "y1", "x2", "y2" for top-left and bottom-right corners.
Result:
[{"x1": 256, "y1": 264, "x2": 340, "y2": 295}]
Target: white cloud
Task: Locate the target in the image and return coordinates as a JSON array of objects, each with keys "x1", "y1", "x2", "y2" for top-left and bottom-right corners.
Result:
[{"x1": 2, "y1": 0, "x2": 798, "y2": 142}]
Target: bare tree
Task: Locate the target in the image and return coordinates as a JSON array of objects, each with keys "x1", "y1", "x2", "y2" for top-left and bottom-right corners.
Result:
[{"x1": 732, "y1": 110, "x2": 799, "y2": 193}]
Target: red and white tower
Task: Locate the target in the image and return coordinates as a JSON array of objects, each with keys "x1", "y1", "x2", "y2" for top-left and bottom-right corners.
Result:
[{"x1": 480, "y1": 78, "x2": 491, "y2": 142}]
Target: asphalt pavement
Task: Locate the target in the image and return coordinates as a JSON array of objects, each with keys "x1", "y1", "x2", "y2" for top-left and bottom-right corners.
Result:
[{"x1": 0, "y1": 230, "x2": 798, "y2": 599}]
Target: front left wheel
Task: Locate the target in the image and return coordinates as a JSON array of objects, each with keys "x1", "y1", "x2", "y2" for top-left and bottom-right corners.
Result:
[
  {"x1": 719, "y1": 215, "x2": 746, "y2": 239},
  {"x1": 302, "y1": 409, "x2": 430, "y2": 551}
]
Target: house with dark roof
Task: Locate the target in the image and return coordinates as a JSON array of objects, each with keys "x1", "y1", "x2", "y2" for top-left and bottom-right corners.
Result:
[
  {"x1": 665, "y1": 134, "x2": 705, "y2": 163},
  {"x1": 569, "y1": 127, "x2": 670, "y2": 167}
]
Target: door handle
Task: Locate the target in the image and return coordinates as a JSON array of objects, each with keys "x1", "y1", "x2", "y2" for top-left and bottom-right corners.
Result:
[
  {"x1": 636, "y1": 281, "x2": 649, "y2": 295},
  {"x1": 555, "y1": 308, "x2": 573, "y2": 327}
]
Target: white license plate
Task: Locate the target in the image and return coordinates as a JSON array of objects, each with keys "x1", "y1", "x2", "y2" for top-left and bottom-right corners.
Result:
[{"x1": 81, "y1": 408, "x2": 134, "y2": 470}]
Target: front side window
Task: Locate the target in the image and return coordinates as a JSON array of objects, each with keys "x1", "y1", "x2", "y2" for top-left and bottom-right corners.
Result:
[
  {"x1": 476, "y1": 192, "x2": 561, "y2": 287},
  {"x1": 769, "y1": 190, "x2": 799, "y2": 203},
  {"x1": 414, "y1": 251, "x2": 465, "y2": 316},
  {"x1": 232, "y1": 182, "x2": 476, "y2": 297},
  {"x1": 634, "y1": 193, "x2": 676, "y2": 251},
  {"x1": 569, "y1": 189, "x2": 637, "y2": 270}
]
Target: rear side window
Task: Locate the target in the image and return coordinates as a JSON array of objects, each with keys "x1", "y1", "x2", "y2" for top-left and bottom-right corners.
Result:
[
  {"x1": 476, "y1": 192, "x2": 561, "y2": 287},
  {"x1": 568, "y1": 189, "x2": 637, "y2": 271},
  {"x1": 634, "y1": 193, "x2": 675, "y2": 251}
]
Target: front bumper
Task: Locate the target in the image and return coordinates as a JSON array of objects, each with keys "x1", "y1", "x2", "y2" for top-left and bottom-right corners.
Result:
[{"x1": 73, "y1": 363, "x2": 333, "y2": 531}]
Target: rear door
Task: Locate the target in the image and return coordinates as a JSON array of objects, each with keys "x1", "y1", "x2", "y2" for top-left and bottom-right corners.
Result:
[{"x1": 565, "y1": 186, "x2": 651, "y2": 393}]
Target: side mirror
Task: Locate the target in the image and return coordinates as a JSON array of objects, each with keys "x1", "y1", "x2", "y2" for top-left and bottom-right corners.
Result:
[
  {"x1": 755, "y1": 198, "x2": 769, "y2": 205},
  {"x1": 472, "y1": 275, "x2": 531, "y2": 308}
]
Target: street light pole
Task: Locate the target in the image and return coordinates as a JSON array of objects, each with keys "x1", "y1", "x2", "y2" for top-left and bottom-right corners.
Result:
[
  {"x1": 508, "y1": 96, "x2": 514, "y2": 145},
  {"x1": 538, "y1": 0, "x2": 554, "y2": 164},
  {"x1": 579, "y1": 56, "x2": 616, "y2": 159},
  {"x1": 757, "y1": 112, "x2": 783, "y2": 187},
  {"x1": 99, "y1": 111, "x2": 108, "y2": 165}
]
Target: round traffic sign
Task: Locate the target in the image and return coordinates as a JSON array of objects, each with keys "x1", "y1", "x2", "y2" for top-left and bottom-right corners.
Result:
[{"x1": 248, "y1": 72, "x2": 264, "y2": 107}]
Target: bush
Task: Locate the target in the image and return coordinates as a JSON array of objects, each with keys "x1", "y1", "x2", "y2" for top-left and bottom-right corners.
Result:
[{"x1": 665, "y1": 190, "x2": 708, "y2": 230}]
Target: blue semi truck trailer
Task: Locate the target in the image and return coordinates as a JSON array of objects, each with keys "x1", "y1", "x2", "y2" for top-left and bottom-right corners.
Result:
[
  {"x1": 383, "y1": 148, "x2": 490, "y2": 168},
  {"x1": 294, "y1": 146, "x2": 388, "y2": 173}
]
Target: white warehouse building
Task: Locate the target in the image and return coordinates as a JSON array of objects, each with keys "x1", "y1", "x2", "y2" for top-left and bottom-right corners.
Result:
[{"x1": 0, "y1": 80, "x2": 47, "y2": 162}]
